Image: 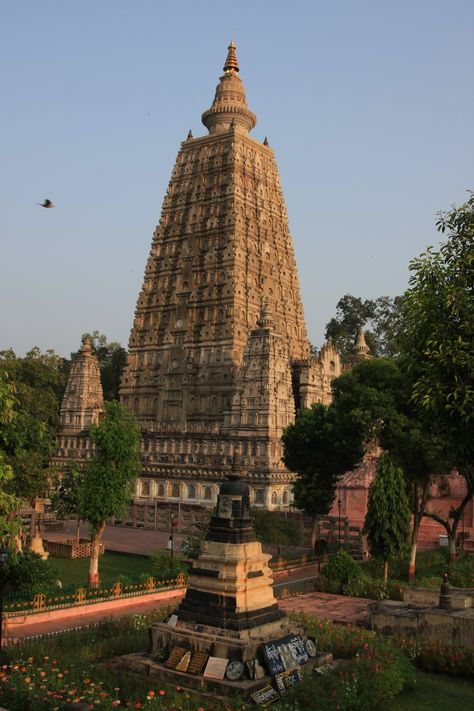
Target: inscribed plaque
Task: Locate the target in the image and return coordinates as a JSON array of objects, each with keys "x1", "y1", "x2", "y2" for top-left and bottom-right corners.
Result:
[
  {"x1": 187, "y1": 651, "x2": 209, "y2": 676},
  {"x1": 203, "y1": 656, "x2": 229, "y2": 680},
  {"x1": 165, "y1": 646, "x2": 187, "y2": 669},
  {"x1": 251, "y1": 685, "x2": 280, "y2": 705}
]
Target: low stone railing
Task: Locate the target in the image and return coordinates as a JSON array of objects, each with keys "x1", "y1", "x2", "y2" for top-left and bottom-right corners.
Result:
[{"x1": 4, "y1": 572, "x2": 187, "y2": 617}]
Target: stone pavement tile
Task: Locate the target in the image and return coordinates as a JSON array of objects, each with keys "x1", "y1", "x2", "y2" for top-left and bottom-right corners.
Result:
[{"x1": 279, "y1": 592, "x2": 371, "y2": 626}]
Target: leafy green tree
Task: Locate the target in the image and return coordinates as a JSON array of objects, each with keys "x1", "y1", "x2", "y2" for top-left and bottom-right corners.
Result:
[
  {"x1": 0, "y1": 348, "x2": 68, "y2": 500},
  {"x1": 79, "y1": 401, "x2": 141, "y2": 587},
  {"x1": 251, "y1": 509, "x2": 302, "y2": 555},
  {"x1": 325, "y1": 293, "x2": 402, "y2": 358},
  {"x1": 0, "y1": 374, "x2": 25, "y2": 547},
  {"x1": 50, "y1": 462, "x2": 83, "y2": 544},
  {"x1": 282, "y1": 403, "x2": 364, "y2": 553},
  {"x1": 400, "y1": 192, "x2": 474, "y2": 563},
  {"x1": 332, "y1": 358, "x2": 449, "y2": 579},
  {"x1": 73, "y1": 331, "x2": 127, "y2": 400},
  {"x1": 363, "y1": 454, "x2": 411, "y2": 583}
]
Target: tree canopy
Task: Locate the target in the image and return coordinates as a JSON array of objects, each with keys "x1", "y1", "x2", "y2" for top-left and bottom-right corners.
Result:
[
  {"x1": 325, "y1": 293, "x2": 402, "y2": 358},
  {"x1": 0, "y1": 348, "x2": 68, "y2": 500},
  {"x1": 282, "y1": 402, "x2": 364, "y2": 551},
  {"x1": 79, "y1": 400, "x2": 141, "y2": 586},
  {"x1": 363, "y1": 454, "x2": 411, "y2": 583},
  {"x1": 399, "y1": 192, "x2": 474, "y2": 560}
]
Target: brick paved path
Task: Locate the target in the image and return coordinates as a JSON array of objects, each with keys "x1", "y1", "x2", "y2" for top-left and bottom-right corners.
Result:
[
  {"x1": 5, "y1": 589, "x2": 371, "y2": 644},
  {"x1": 279, "y1": 591, "x2": 370, "y2": 626}
]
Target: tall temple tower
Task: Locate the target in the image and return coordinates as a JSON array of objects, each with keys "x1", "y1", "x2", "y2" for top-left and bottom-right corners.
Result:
[
  {"x1": 51, "y1": 335, "x2": 104, "y2": 469},
  {"x1": 121, "y1": 43, "x2": 333, "y2": 509}
]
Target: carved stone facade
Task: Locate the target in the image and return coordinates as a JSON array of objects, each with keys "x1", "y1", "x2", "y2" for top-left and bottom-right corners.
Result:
[
  {"x1": 53, "y1": 45, "x2": 342, "y2": 508},
  {"x1": 297, "y1": 340, "x2": 342, "y2": 410},
  {"x1": 51, "y1": 335, "x2": 104, "y2": 468},
  {"x1": 119, "y1": 44, "x2": 340, "y2": 508}
]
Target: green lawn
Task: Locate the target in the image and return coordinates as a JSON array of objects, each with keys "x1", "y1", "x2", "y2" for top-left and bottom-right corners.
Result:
[
  {"x1": 387, "y1": 672, "x2": 474, "y2": 711},
  {"x1": 50, "y1": 550, "x2": 151, "y2": 586}
]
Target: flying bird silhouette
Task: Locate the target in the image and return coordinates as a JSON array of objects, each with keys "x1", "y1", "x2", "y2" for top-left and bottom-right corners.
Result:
[{"x1": 37, "y1": 199, "x2": 55, "y2": 208}]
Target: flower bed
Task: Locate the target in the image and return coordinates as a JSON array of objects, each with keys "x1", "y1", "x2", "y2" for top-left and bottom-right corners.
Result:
[{"x1": 0, "y1": 612, "x2": 423, "y2": 711}]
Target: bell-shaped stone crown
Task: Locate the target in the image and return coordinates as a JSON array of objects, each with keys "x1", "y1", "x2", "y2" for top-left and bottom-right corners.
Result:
[
  {"x1": 202, "y1": 41, "x2": 257, "y2": 135},
  {"x1": 354, "y1": 326, "x2": 370, "y2": 356}
]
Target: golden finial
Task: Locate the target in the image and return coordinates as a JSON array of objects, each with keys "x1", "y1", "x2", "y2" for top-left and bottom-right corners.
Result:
[{"x1": 223, "y1": 40, "x2": 239, "y2": 74}]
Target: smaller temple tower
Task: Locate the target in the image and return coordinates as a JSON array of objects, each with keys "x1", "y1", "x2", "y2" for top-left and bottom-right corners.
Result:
[
  {"x1": 51, "y1": 335, "x2": 104, "y2": 469},
  {"x1": 344, "y1": 327, "x2": 373, "y2": 369}
]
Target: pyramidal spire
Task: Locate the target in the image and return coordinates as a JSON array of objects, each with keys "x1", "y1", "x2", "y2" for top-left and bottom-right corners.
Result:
[
  {"x1": 354, "y1": 326, "x2": 370, "y2": 356},
  {"x1": 257, "y1": 297, "x2": 274, "y2": 328},
  {"x1": 202, "y1": 41, "x2": 256, "y2": 135},
  {"x1": 223, "y1": 40, "x2": 239, "y2": 74}
]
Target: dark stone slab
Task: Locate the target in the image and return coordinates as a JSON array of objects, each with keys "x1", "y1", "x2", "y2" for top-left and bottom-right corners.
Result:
[{"x1": 178, "y1": 589, "x2": 285, "y2": 630}]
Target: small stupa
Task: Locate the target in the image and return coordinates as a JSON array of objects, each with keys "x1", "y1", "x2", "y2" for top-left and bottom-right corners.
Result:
[
  {"x1": 137, "y1": 462, "x2": 318, "y2": 698},
  {"x1": 176, "y1": 455, "x2": 285, "y2": 633}
]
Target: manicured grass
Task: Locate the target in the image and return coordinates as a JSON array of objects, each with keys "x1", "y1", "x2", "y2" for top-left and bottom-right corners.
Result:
[
  {"x1": 50, "y1": 550, "x2": 151, "y2": 586},
  {"x1": 387, "y1": 671, "x2": 474, "y2": 711}
]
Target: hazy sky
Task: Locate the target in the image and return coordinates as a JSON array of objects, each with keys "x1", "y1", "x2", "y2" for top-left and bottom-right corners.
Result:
[{"x1": 1, "y1": 1, "x2": 473, "y2": 358}]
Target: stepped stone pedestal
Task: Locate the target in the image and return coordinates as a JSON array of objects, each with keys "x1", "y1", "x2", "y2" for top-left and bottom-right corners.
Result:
[{"x1": 120, "y1": 465, "x2": 316, "y2": 698}]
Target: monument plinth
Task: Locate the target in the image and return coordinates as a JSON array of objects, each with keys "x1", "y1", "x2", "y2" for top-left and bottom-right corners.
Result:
[
  {"x1": 149, "y1": 466, "x2": 291, "y2": 665},
  {"x1": 118, "y1": 466, "x2": 319, "y2": 698}
]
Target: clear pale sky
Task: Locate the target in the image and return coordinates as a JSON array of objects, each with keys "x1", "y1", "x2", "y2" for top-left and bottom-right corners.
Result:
[{"x1": 1, "y1": 0, "x2": 473, "y2": 358}]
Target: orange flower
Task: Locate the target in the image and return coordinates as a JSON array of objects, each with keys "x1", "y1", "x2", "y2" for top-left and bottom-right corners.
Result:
[
  {"x1": 148, "y1": 691, "x2": 155, "y2": 697},
  {"x1": 159, "y1": 690, "x2": 165, "y2": 696}
]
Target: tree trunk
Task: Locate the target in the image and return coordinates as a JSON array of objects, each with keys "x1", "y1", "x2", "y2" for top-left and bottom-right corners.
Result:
[
  {"x1": 409, "y1": 478, "x2": 431, "y2": 580},
  {"x1": 383, "y1": 559, "x2": 389, "y2": 585},
  {"x1": 408, "y1": 514, "x2": 422, "y2": 580},
  {"x1": 75, "y1": 515, "x2": 81, "y2": 545},
  {"x1": 88, "y1": 521, "x2": 106, "y2": 589},
  {"x1": 310, "y1": 516, "x2": 318, "y2": 555},
  {"x1": 448, "y1": 532, "x2": 457, "y2": 565}
]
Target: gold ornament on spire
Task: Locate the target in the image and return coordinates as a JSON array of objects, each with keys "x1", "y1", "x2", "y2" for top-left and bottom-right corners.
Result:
[{"x1": 223, "y1": 40, "x2": 239, "y2": 74}]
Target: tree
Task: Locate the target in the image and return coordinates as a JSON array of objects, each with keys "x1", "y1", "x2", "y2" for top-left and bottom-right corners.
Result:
[
  {"x1": 282, "y1": 403, "x2": 364, "y2": 553},
  {"x1": 0, "y1": 373, "x2": 24, "y2": 548},
  {"x1": 0, "y1": 348, "x2": 69, "y2": 500},
  {"x1": 363, "y1": 454, "x2": 411, "y2": 584},
  {"x1": 325, "y1": 293, "x2": 402, "y2": 358},
  {"x1": 251, "y1": 509, "x2": 302, "y2": 555},
  {"x1": 78, "y1": 401, "x2": 141, "y2": 587},
  {"x1": 50, "y1": 462, "x2": 83, "y2": 544},
  {"x1": 332, "y1": 358, "x2": 449, "y2": 579},
  {"x1": 73, "y1": 331, "x2": 127, "y2": 400},
  {"x1": 400, "y1": 192, "x2": 474, "y2": 563}
]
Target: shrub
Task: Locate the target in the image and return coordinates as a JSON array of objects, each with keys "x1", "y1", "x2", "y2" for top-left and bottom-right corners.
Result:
[
  {"x1": 394, "y1": 637, "x2": 474, "y2": 678},
  {"x1": 447, "y1": 557, "x2": 474, "y2": 587},
  {"x1": 148, "y1": 549, "x2": 187, "y2": 579},
  {"x1": 8, "y1": 551, "x2": 58, "y2": 594},
  {"x1": 321, "y1": 550, "x2": 363, "y2": 593},
  {"x1": 279, "y1": 642, "x2": 415, "y2": 711}
]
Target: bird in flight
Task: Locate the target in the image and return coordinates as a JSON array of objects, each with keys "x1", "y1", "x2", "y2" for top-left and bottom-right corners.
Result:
[{"x1": 37, "y1": 199, "x2": 55, "y2": 208}]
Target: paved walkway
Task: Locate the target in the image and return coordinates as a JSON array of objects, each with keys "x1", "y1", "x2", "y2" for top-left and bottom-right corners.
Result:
[
  {"x1": 5, "y1": 589, "x2": 371, "y2": 643},
  {"x1": 279, "y1": 591, "x2": 370, "y2": 626},
  {"x1": 44, "y1": 520, "x2": 186, "y2": 556}
]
